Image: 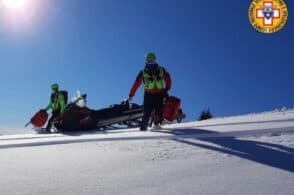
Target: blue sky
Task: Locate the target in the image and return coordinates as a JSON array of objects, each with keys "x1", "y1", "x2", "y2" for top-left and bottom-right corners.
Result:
[{"x1": 0, "y1": 0, "x2": 293, "y2": 127}]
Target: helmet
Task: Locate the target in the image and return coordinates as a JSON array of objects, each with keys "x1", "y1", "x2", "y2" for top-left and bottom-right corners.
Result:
[
  {"x1": 145, "y1": 52, "x2": 156, "y2": 62},
  {"x1": 51, "y1": 83, "x2": 59, "y2": 91}
]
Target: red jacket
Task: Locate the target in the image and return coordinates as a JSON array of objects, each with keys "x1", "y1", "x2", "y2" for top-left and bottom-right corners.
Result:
[{"x1": 129, "y1": 65, "x2": 171, "y2": 97}]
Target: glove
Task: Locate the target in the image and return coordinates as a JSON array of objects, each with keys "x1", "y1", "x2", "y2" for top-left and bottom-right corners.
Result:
[{"x1": 163, "y1": 88, "x2": 169, "y2": 98}]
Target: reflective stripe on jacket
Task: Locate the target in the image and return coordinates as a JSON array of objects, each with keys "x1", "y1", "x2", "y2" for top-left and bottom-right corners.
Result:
[
  {"x1": 142, "y1": 67, "x2": 164, "y2": 90},
  {"x1": 129, "y1": 64, "x2": 171, "y2": 97}
]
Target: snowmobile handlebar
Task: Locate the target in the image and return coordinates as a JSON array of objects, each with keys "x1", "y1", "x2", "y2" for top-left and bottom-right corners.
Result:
[
  {"x1": 121, "y1": 99, "x2": 130, "y2": 105},
  {"x1": 25, "y1": 121, "x2": 31, "y2": 127},
  {"x1": 127, "y1": 96, "x2": 132, "y2": 102}
]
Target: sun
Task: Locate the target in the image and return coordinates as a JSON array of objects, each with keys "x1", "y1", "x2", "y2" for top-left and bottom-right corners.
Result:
[
  {"x1": 0, "y1": 0, "x2": 49, "y2": 32},
  {"x1": 1, "y1": 0, "x2": 28, "y2": 9}
]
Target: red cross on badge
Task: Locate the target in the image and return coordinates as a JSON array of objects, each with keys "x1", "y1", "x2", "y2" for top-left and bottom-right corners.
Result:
[{"x1": 256, "y1": 1, "x2": 280, "y2": 26}]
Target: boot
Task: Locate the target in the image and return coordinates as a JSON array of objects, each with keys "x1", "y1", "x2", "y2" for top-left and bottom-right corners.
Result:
[{"x1": 140, "y1": 124, "x2": 148, "y2": 131}]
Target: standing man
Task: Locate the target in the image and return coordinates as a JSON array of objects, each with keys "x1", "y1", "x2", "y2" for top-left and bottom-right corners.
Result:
[
  {"x1": 45, "y1": 83, "x2": 67, "y2": 132},
  {"x1": 129, "y1": 52, "x2": 171, "y2": 131}
]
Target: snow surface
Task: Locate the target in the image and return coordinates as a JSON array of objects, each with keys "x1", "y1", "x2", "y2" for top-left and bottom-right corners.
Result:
[{"x1": 0, "y1": 110, "x2": 293, "y2": 195}]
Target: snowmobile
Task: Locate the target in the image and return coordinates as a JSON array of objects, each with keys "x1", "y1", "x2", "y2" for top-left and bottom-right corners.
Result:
[
  {"x1": 26, "y1": 91, "x2": 144, "y2": 132},
  {"x1": 55, "y1": 100, "x2": 144, "y2": 131},
  {"x1": 26, "y1": 91, "x2": 185, "y2": 133}
]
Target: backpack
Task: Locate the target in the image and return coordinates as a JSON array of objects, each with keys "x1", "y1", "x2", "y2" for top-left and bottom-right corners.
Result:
[
  {"x1": 59, "y1": 90, "x2": 68, "y2": 105},
  {"x1": 143, "y1": 64, "x2": 163, "y2": 80}
]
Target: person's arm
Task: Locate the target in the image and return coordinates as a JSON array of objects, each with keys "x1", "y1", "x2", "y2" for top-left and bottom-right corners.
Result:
[
  {"x1": 58, "y1": 94, "x2": 66, "y2": 113},
  {"x1": 45, "y1": 103, "x2": 52, "y2": 111},
  {"x1": 163, "y1": 68, "x2": 171, "y2": 91},
  {"x1": 129, "y1": 71, "x2": 144, "y2": 98}
]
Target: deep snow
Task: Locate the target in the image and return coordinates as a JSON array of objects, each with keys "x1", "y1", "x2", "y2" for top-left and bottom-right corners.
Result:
[{"x1": 0, "y1": 109, "x2": 293, "y2": 195}]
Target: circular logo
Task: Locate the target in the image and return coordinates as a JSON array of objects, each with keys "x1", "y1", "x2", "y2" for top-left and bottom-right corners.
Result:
[{"x1": 248, "y1": 0, "x2": 288, "y2": 34}]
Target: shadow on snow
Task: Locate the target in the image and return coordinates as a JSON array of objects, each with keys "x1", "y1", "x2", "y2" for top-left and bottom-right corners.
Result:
[{"x1": 157, "y1": 128, "x2": 294, "y2": 173}]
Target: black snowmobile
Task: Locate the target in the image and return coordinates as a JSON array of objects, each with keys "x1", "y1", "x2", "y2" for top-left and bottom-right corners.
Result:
[
  {"x1": 53, "y1": 98, "x2": 144, "y2": 132},
  {"x1": 28, "y1": 92, "x2": 185, "y2": 133}
]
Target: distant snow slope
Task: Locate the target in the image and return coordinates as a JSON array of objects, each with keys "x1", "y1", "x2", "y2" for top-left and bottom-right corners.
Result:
[{"x1": 0, "y1": 109, "x2": 293, "y2": 195}]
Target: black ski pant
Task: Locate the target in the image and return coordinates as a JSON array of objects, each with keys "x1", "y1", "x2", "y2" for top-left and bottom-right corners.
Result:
[
  {"x1": 140, "y1": 92, "x2": 164, "y2": 130},
  {"x1": 46, "y1": 110, "x2": 61, "y2": 131}
]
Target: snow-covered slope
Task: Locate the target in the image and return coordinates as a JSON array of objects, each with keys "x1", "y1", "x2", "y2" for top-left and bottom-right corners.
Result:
[{"x1": 0, "y1": 110, "x2": 293, "y2": 195}]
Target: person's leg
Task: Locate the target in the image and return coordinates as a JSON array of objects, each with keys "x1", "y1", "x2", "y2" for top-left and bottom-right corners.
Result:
[
  {"x1": 154, "y1": 93, "x2": 164, "y2": 125},
  {"x1": 140, "y1": 94, "x2": 153, "y2": 131},
  {"x1": 46, "y1": 115, "x2": 55, "y2": 131},
  {"x1": 45, "y1": 110, "x2": 60, "y2": 132}
]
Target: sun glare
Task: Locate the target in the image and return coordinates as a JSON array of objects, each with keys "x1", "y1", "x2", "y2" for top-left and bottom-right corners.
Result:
[
  {"x1": 0, "y1": 0, "x2": 49, "y2": 33},
  {"x1": 2, "y1": 0, "x2": 28, "y2": 9}
]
